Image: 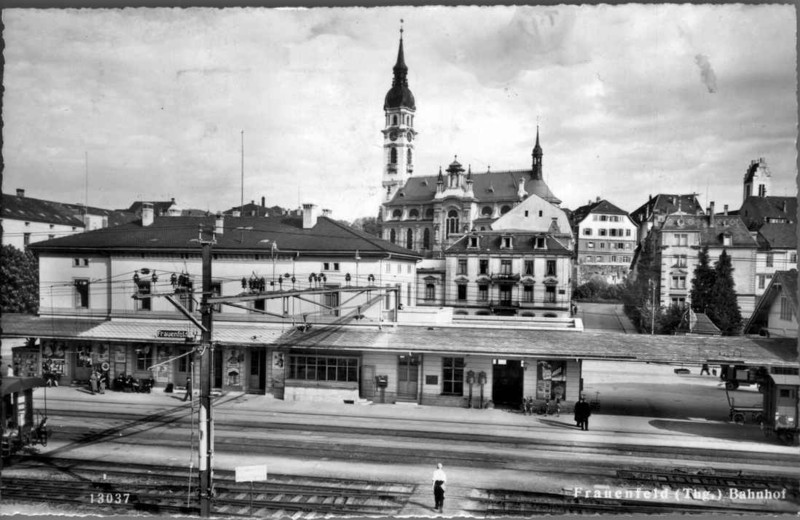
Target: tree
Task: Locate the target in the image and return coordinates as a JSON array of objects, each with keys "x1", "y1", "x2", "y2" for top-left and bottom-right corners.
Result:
[
  {"x1": 707, "y1": 249, "x2": 742, "y2": 335},
  {"x1": 661, "y1": 303, "x2": 688, "y2": 335},
  {"x1": 623, "y1": 234, "x2": 660, "y2": 332},
  {"x1": 350, "y1": 216, "x2": 382, "y2": 238},
  {"x1": 0, "y1": 245, "x2": 39, "y2": 314},
  {"x1": 690, "y1": 245, "x2": 714, "y2": 314}
]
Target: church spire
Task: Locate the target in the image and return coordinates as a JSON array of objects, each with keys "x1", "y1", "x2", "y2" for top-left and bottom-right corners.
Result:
[
  {"x1": 532, "y1": 125, "x2": 543, "y2": 180},
  {"x1": 384, "y1": 22, "x2": 415, "y2": 110},
  {"x1": 393, "y1": 23, "x2": 408, "y2": 87}
]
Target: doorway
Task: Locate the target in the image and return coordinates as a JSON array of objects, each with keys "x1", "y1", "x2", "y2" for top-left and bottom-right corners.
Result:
[
  {"x1": 248, "y1": 348, "x2": 267, "y2": 393},
  {"x1": 492, "y1": 359, "x2": 523, "y2": 408},
  {"x1": 397, "y1": 354, "x2": 420, "y2": 401}
]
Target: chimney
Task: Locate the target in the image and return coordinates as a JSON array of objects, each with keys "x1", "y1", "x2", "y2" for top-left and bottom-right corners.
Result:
[
  {"x1": 215, "y1": 213, "x2": 224, "y2": 235},
  {"x1": 708, "y1": 201, "x2": 715, "y2": 227},
  {"x1": 142, "y1": 203, "x2": 154, "y2": 227},
  {"x1": 723, "y1": 204, "x2": 728, "y2": 215},
  {"x1": 16, "y1": 189, "x2": 25, "y2": 198},
  {"x1": 782, "y1": 200, "x2": 787, "y2": 213},
  {"x1": 261, "y1": 196, "x2": 265, "y2": 207},
  {"x1": 302, "y1": 203, "x2": 318, "y2": 229},
  {"x1": 322, "y1": 208, "x2": 332, "y2": 218}
]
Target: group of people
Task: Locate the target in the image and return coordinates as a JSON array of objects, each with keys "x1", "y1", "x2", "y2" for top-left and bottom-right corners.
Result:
[{"x1": 88, "y1": 370, "x2": 108, "y2": 394}]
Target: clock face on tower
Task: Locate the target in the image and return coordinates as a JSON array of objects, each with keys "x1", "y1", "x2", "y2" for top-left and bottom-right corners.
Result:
[
  {"x1": 407, "y1": 131, "x2": 414, "y2": 141},
  {"x1": 389, "y1": 131, "x2": 398, "y2": 141}
]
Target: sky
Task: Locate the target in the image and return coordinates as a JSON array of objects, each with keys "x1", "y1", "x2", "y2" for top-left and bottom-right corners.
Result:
[{"x1": 2, "y1": 4, "x2": 797, "y2": 222}]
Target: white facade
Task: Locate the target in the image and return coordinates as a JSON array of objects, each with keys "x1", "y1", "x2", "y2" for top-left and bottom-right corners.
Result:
[
  {"x1": 575, "y1": 211, "x2": 637, "y2": 284},
  {"x1": 2, "y1": 218, "x2": 83, "y2": 250},
  {"x1": 755, "y1": 250, "x2": 798, "y2": 296},
  {"x1": 38, "y1": 252, "x2": 417, "y2": 320}
]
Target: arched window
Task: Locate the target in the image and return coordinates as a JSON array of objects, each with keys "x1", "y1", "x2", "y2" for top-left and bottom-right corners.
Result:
[
  {"x1": 446, "y1": 210, "x2": 459, "y2": 238},
  {"x1": 390, "y1": 148, "x2": 398, "y2": 164},
  {"x1": 409, "y1": 209, "x2": 419, "y2": 219},
  {"x1": 407, "y1": 149, "x2": 412, "y2": 165},
  {"x1": 423, "y1": 228, "x2": 431, "y2": 249},
  {"x1": 392, "y1": 115, "x2": 398, "y2": 125},
  {"x1": 481, "y1": 206, "x2": 493, "y2": 216},
  {"x1": 500, "y1": 205, "x2": 511, "y2": 215},
  {"x1": 406, "y1": 229, "x2": 413, "y2": 249},
  {"x1": 425, "y1": 208, "x2": 434, "y2": 219},
  {"x1": 389, "y1": 229, "x2": 396, "y2": 244},
  {"x1": 392, "y1": 209, "x2": 402, "y2": 220}
]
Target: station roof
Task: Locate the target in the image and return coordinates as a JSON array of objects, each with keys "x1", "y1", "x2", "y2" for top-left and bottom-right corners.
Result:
[
  {"x1": 1, "y1": 376, "x2": 45, "y2": 396},
  {"x1": 3, "y1": 314, "x2": 796, "y2": 367}
]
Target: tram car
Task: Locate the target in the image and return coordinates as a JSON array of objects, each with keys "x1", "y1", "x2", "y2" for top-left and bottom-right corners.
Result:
[{"x1": 1, "y1": 376, "x2": 49, "y2": 458}]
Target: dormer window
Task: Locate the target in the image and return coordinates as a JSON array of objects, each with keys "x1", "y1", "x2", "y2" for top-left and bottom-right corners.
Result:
[
  {"x1": 392, "y1": 209, "x2": 402, "y2": 220},
  {"x1": 534, "y1": 237, "x2": 546, "y2": 249},
  {"x1": 468, "y1": 236, "x2": 479, "y2": 248},
  {"x1": 722, "y1": 233, "x2": 732, "y2": 247},
  {"x1": 501, "y1": 236, "x2": 513, "y2": 249},
  {"x1": 409, "y1": 209, "x2": 420, "y2": 219}
]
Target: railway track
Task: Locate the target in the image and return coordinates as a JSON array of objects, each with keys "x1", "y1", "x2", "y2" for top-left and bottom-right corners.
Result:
[
  {"x1": 45, "y1": 409, "x2": 800, "y2": 472},
  {"x1": 2, "y1": 457, "x2": 415, "y2": 517}
]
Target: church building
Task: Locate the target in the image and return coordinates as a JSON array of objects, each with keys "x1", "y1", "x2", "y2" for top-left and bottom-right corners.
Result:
[{"x1": 380, "y1": 33, "x2": 562, "y2": 257}]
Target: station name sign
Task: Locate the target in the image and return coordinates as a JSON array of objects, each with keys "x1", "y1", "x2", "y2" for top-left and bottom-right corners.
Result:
[{"x1": 157, "y1": 330, "x2": 189, "y2": 338}]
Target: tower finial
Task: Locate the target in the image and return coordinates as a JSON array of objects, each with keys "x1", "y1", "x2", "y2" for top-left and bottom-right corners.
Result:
[{"x1": 400, "y1": 19, "x2": 404, "y2": 39}]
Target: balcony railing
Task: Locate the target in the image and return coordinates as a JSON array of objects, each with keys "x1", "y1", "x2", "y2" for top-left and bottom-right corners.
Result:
[{"x1": 490, "y1": 273, "x2": 520, "y2": 282}]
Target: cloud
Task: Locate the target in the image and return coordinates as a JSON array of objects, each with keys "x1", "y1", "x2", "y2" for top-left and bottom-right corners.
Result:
[{"x1": 694, "y1": 54, "x2": 717, "y2": 93}]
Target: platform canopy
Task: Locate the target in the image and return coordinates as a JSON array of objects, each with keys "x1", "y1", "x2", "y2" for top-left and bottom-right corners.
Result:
[{"x1": 1, "y1": 377, "x2": 45, "y2": 397}]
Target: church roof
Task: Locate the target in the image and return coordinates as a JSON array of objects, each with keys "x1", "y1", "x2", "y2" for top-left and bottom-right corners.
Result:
[{"x1": 385, "y1": 169, "x2": 561, "y2": 207}]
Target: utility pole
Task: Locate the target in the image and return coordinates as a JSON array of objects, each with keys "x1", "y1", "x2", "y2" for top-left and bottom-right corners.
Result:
[
  {"x1": 199, "y1": 232, "x2": 214, "y2": 517},
  {"x1": 650, "y1": 279, "x2": 655, "y2": 335}
]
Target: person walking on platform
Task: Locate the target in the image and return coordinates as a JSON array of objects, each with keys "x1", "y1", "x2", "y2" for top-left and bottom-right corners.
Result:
[
  {"x1": 700, "y1": 363, "x2": 710, "y2": 375},
  {"x1": 183, "y1": 376, "x2": 192, "y2": 402},
  {"x1": 574, "y1": 395, "x2": 591, "y2": 431},
  {"x1": 89, "y1": 371, "x2": 98, "y2": 395},
  {"x1": 432, "y1": 463, "x2": 447, "y2": 513}
]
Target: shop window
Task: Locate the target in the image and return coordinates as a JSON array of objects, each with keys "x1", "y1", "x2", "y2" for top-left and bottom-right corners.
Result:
[
  {"x1": 288, "y1": 355, "x2": 358, "y2": 382},
  {"x1": 136, "y1": 346, "x2": 153, "y2": 371},
  {"x1": 74, "y1": 279, "x2": 90, "y2": 309},
  {"x1": 442, "y1": 357, "x2": 464, "y2": 395}
]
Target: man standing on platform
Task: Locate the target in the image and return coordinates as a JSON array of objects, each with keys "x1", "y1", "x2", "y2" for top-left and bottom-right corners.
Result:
[
  {"x1": 574, "y1": 395, "x2": 592, "y2": 430},
  {"x1": 432, "y1": 463, "x2": 447, "y2": 513}
]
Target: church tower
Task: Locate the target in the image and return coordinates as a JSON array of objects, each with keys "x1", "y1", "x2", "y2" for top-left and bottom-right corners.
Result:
[{"x1": 382, "y1": 26, "x2": 416, "y2": 202}]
